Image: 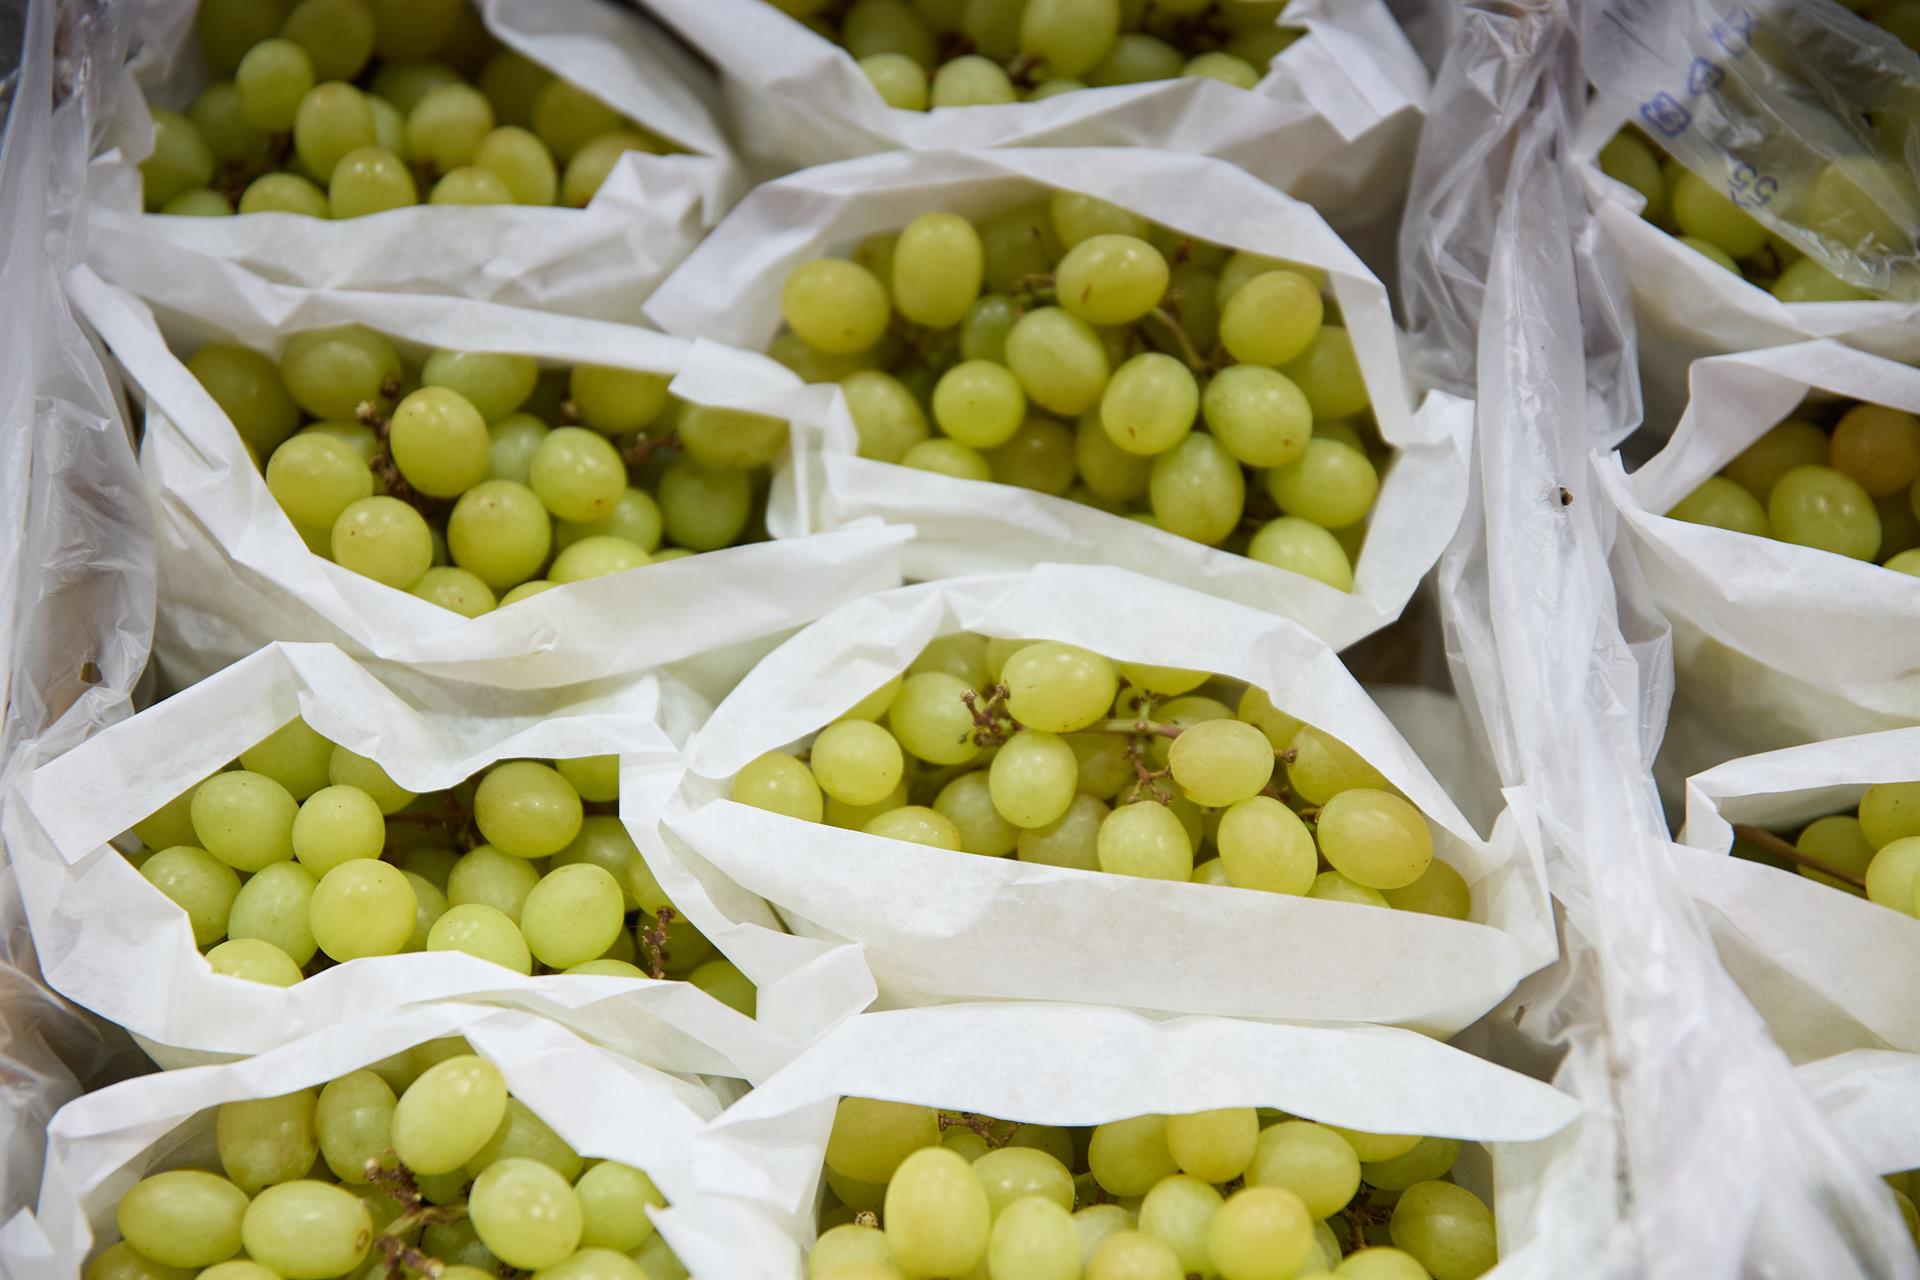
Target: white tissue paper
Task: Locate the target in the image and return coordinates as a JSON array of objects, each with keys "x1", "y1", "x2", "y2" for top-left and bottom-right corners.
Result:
[
  {"x1": 1678, "y1": 726, "x2": 1920, "y2": 1060},
  {"x1": 627, "y1": 567, "x2": 1556, "y2": 1038},
  {"x1": 1597, "y1": 340, "x2": 1920, "y2": 795},
  {"x1": 0, "y1": 1003, "x2": 735, "y2": 1280},
  {"x1": 653, "y1": 1001, "x2": 1584, "y2": 1280},
  {"x1": 1, "y1": 640, "x2": 876, "y2": 1075},
  {"x1": 64, "y1": 262, "x2": 909, "y2": 692},
  {"x1": 93, "y1": 0, "x2": 742, "y2": 322},
  {"x1": 645, "y1": 145, "x2": 1474, "y2": 652},
  {"x1": 1799, "y1": 1049, "x2": 1920, "y2": 1179}
]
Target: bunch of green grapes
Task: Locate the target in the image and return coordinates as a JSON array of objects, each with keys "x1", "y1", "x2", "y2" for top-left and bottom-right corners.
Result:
[
  {"x1": 772, "y1": 0, "x2": 1298, "y2": 109},
  {"x1": 1597, "y1": 128, "x2": 1908, "y2": 301},
  {"x1": 1664, "y1": 402, "x2": 1920, "y2": 570},
  {"x1": 773, "y1": 194, "x2": 1382, "y2": 591},
  {"x1": 728, "y1": 633, "x2": 1469, "y2": 913},
  {"x1": 140, "y1": 0, "x2": 672, "y2": 218},
  {"x1": 126, "y1": 717, "x2": 754, "y2": 1013},
  {"x1": 89, "y1": 1038, "x2": 687, "y2": 1280},
  {"x1": 185, "y1": 326, "x2": 783, "y2": 612},
  {"x1": 810, "y1": 1097, "x2": 1497, "y2": 1280},
  {"x1": 1731, "y1": 779, "x2": 1920, "y2": 920}
]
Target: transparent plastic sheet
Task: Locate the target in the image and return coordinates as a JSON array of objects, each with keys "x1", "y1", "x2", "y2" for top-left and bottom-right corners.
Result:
[
  {"x1": 0, "y1": 0, "x2": 157, "y2": 1231},
  {"x1": 1402, "y1": 0, "x2": 1918, "y2": 1273}
]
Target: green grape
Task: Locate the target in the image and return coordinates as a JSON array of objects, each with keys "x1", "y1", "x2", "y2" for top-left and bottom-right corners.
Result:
[
  {"x1": 1050, "y1": 191, "x2": 1147, "y2": 247},
  {"x1": 196, "y1": 1259, "x2": 283, "y2": 1280},
  {"x1": 1245, "y1": 1122, "x2": 1361, "y2": 1219},
  {"x1": 206, "y1": 937, "x2": 302, "y2": 985},
  {"x1": 1099, "y1": 352, "x2": 1197, "y2": 456},
  {"x1": 1268, "y1": 438, "x2": 1379, "y2": 530},
  {"x1": 367, "y1": 93, "x2": 405, "y2": 153},
  {"x1": 237, "y1": 38, "x2": 316, "y2": 132},
  {"x1": 894, "y1": 212, "x2": 984, "y2": 328},
  {"x1": 189, "y1": 343, "x2": 300, "y2": 458},
  {"x1": 811, "y1": 720, "x2": 906, "y2": 806},
  {"x1": 1599, "y1": 132, "x2": 1665, "y2": 222},
  {"x1": 933, "y1": 771, "x2": 1019, "y2": 856},
  {"x1": 291, "y1": 783, "x2": 385, "y2": 875},
  {"x1": 443, "y1": 480, "x2": 551, "y2": 589},
  {"x1": 864, "y1": 805, "x2": 963, "y2": 848},
  {"x1": 192, "y1": 771, "x2": 297, "y2": 873},
  {"x1": 369, "y1": 59, "x2": 460, "y2": 113},
  {"x1": 658, "y1": 457, "x2": 752, "y2": 550},
  {"x1": 828, "y1": 1098, "x2": 941, "y2": 1183},
  {"x1": 1069, "y1": 730, "x2": 1133, "y2": 796},
  {"x1": 548, "y1": 534, "x2": 649, "y2": 583},
  {"x1": 1072, "y1": 410, "x2": 1149, "y2": 502},
  {"x1": 533, "y1": 1248, "x2": 650, "y2": 1280},
  {"x1": 478, "y1": 49, "x2": 552, "y2": 128},
  {"x1": 1150, "y1": 432, "x2": 1244, "y2": 544},
  {"x1": 267, "y1": 434, "x2": 374, "y2": 531},
  {"x1": 466, "y1": 1099, "x2": 582, "y2": 1182},
  {"x1": 560, "y1": 1161, "x2": 660, "y2": 1253},
  {"x1": 83, "y1": 1241, "x2": 197, "y2": 1280},
  {"x1": 842, "y1": 370, "x2": 931, "y2": 462},
  {"x1": 1789, "y1": 815, "x2": 1870, "y2": 893},
  {"x1": 387, "y1": 387, "x2": 492, "y2": 498},
  {"x1": 1831, "y1": 403, "x2": 1920, "y2": 497},
  {"x1": 218, "y1": 1089, "x2": 319, "y2": 1194},
  {"x1": 240, "y1": 171, "x2": 331, "y2": 216},
  {"x1": 987, "y1": 1197, "x2": 1080, "y2": 1280},
  {"x1": 678, "y1": 403, "x2": 790, "y2": 470},
  {"x1": 228, "y1": 860, "x2": 319, "y2": 964},
  {"x1": 812, "y1": 1223, "x2": 895, "y2": 1280},
  {"x1": 241, "y1": 1180, "x2": 373, "y2": 1280},
  {"x1": 499, "y1": 580, "x2": 558, "y2": 605},
  {"x1": 199, "y1": 0, "x2": 291, "y2": 75},
  {"x1": 418, "y1": 351, "x2": 536, "y2": 424},
  {"x1": 1073, "y1": 1206, "x2": 1137, "y2": 1272},
  {"x1": 1278, "y1": 327, "x2": 1369, "y2": 420},
  {"x1": 303, "y1": 419, "x2": 380, "y2": 463},
  {"x1": 1768, "y1": 464, "x2": 1881, "y2": 559},
  {"x1": 1088, "y1": 1115, "x2": 1175, "y2": 1196},
  {"x1": 1249, "y1": 516, "x2": 1352, "y2": 589},
  {"x1": 315, "y1": 1069, "x2": 397, "y2": 1183},
  {"x1": 1086, "y1": 31, "x2": 1183, "y2": 85},
  {"x1": 555, "y1": 487, "x2": 663, "y2": 555},
  {"x1": 731, "y1": 750, "x2": 826, "y2": 822},
  {"x1": 1667, "y1": 476, "x2": 1769, "y2": 536},
  {"x1": 568, "y1": 364, "x2": 669, "y2": 435},
  {"x1": 901, "y1": 438, "x2": 991, "y2": 480},
  {"x1": 1205, "y1": 1185, "x2": 1313, "y2": 1280},
  {"x1": 116, "y1": 1170, "x2": 248, "y2": 1269},
  {"x1": 563, "y1": 131, "x2": 659, "y2": 207},
  {"x1": 1314, "y1": 788, "x2": 1432, "y2": 891},
  {"x1": 1216, "y1": 270, "x2": 1323, "y2": 368},
  {"x1": 281, "y1": 0, "x2": 376, "y2": 81},
  {"x1": 1185, "y1": 50, "x2": 1260, "y2": 86},
  {"x1": 1334, "y1": 1246, "x2": 1429, "y2": 1278},
  {"x1": 1054, "y1": 233, "x2": 1166, "y2": 327},
  {"x1": 406, "y1": 83, "x2": 495, "y2": 173},
  {"x1": 1026, "y1": 77, "x2": 1085, "y2": 100},
  {"x1": 783, "y1": 259, "x2": 890, "y2": 354},
  {"x1": 1087, "y1": 1231, "x2": 1180, "y2": 1280},
  {"x1": 884, "y1": 672, "x2": 981, "y2": 765},
  {"x1": 406, "y1": 868, "x2": 448, "y2": 950},
  {"x1": 474, "y1": 126, "x2": 560, "y2": 204},
  {"x1": 310, "y1": 858, "x2": 416, "y2": 959},
  {"x1": 1166, "y1": 717, "x2": 1273, "y2": 806},
  {"x1": 971, "y1": 1147, "x2": 1073, "y2": 1217},
  {"x1": 331, "y1": 495, "x2": 433, "y2": 587},
  {"x1": 1284, "y1": 728, "x2": 1384, "y2": 806},
  {"x1": 979, "y1": 201, "x2": 1063, "y2": 293},
  {"x1": 132, "y1": 790, "x2": 200, "y2": 854},
  {"x1": 1725, "y1": 419, "x2": 1829, "y2": 501},
  {"x1": 988, "y1": 729, "x2": 1080, "y2": 828},
  {"x1": 1773, "y1": 255, "x2": 1874, "y2": 302},
  {"x1": 140, "y1": 111, "x2": 215, "y2": 212},
  {"x1": 1016, "y1": 792, "x2": 1108, "y2": 870},
  {"x1": 1388, "y1": 1181, "x2": 1496, "y2": 1280},
  {"x1": 691, "y1": 956, "x2": 758, "y2": 1015},
  {"x1": 1677, "y1": 236, "x2": 1741, "y2": 274},
  {"x1": 158, "y1": 189, "x2": 231, "y2": 217},
  {"x1": 428, "y1": 902, "x2": 532, "y2": 971},
  {"x1": 851, "y1": 232, "x2": 901, "y2": 302},
  {"x1": 293, "y1": 82, "x2": 375, "y2": 183},
  {"x1": 1008, "y1": 1124, "x2": 1076, "y2": 1168},
  {"x1": 528, "y1": 426, "x2": 625, "y2": 523},
  {"x1": 530, "y1": 79, "x2": 623, "y2": 162},
  {"x1": 1859, "y1": 781, "x2": 1920, "y2": 848},
  {"x1": 999, "y1": 642, "x2": 1114, "y2": 732},
  {"x1": 883, "y1": 1147, "x2": 991, "y2": 1278},
  {"x1": 1006, "y1": 307, "x2": 1110, "y2": 415},
  {"x1": 1136, "y1": 1175, "x2": 1222, "y2": 1278},
  {"x1": 930, "y1": 54, "x2": 1018, "y2": 105},
  {"x1": 1201, "y1": 365, "x2": 1311, "y2": 468},
  {"x1": 238, "y1": 719, "x2": 333, "y2": 802},
  {"x1": 1020, "y1": 0, "x2": 1119, "y2": 75},
  {"x1": 1308, "y1": 869, "x2": 1387, "y2": 908},
  {"x1": 1358, "y1": 1137, "x2": 1460, "y2": 1190},
  {"x1": 392, "y1": 1052, "x2": 509, "y2": 1174},
  {"x1": 471, "y1": 761, "x2": 582, "y2": 859},
  {"x1": 1383, "y1": 858, "x2": 1473, "y2": 918},
  {"x1": 1670, "y1": 168, "x2": 1766, "y2": 258},
  {"x1": 1096, "y1": 800, "x2": 1193, "y2": 879},
  {"x1": 329, "y1": 748, "x2": 414, "y2": 814},
  {"x1": 469, "y1": 1158, "x2": 586, "y2": 1269},
  {"x1": 929, "y1": 360, "x2": 1024, "y2": 448},
  {"x1": 281, "y1": 325, "x2": 402, "y2": 420},
  {"x1": 1166, "y1": 1108, "x2": 1258, "y2": 1183},
  {"x1": 861, "y1": 52, "x2": 930, "y2": 109},
  {"x1": 1866, "y1": 836, "x2": 1920, "y2": 912},
  {"x1": 986, "y1": 417, "x2": 1076, "y2": 494},
  {"x1": 1316, "y1": 1127, "x2": 1413, "y2": 1165},
  {"x1": 520, "y1": 863, "x2": 624, "y2": 968}
]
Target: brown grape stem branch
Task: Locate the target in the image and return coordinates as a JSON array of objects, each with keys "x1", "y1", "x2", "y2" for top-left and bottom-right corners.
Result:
[
  {"x1": 1125, "y1": 737, "x2": 1174, "y2": 806},
  {"x1": 1732, "y1": 823, "x2": 1869, "y2": 890},
  {"x1": 621, "y1": 431, "x2": 682, "y2": 467},
  {"x1": 854, "y1": 1210, "x2": 879, "y2": 1230},
  {"x1": 961, "y1": 685, "x2": 1019, "y2": 747},
  {"x1": 640, "y1": 906, "x2": 676, "y2": 979},
  {"x1": 1084, "y1": 718, "x2": 1183, "y2": 738}
]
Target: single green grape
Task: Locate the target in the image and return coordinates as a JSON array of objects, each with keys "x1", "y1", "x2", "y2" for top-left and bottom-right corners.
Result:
[
  {"x1": 1100, "y1": 352, "x2": 1198, "y2": 457},
  {"x1": 237, "y1": 38, "x2": 316, "y2": 132},
  {"x1": 189, "y1": 343, "x2": 300, "y2": 459},
  {"x1": 862, "y1": 51, "x2": 930, "y2": 109},
  {"x1": 935, "y1": 771, "x2": 1020, "y2": 856},
  {"x1": 1015, "y1": 792, "x2": 1107, "y2": 870},
  {"x1": 331, "y1": 495, "x2": 433, "y2": 588},
  {"x1": 116, "y1": 1170, "x2": 249, "y2": 1269},
  {"x1": 1150, "y1": 432, "x2": 1244, "y2": 544},
  {"x1": 529, "y1": 426, "x2": 626, "y2": 523},
  {"x1": 1088, "y1": 1115, "x2": 1176, "y2": 1196},
  {"x1": 520, "y1": 863, "x2": 624, "y2": 968},
  {"x1": 1866, "y1": 836, "x2": 1920, "y2": 913},
  {"x1": 281, "y1": 325, "x2": 402, "y2": 421},
  {"x1": 930, "y1": 54, "x2": 1018, "y2": 105},
  {"x1": 1097, "y1": 800, "x2": 1194, "y2": 879},
  {"x1": 531, "y1": 78, "x2": 622, "y2": 162},
  {"x1": 884, "y1": 1147, "x2": 991, "y2": 1279},
  {"x1": 1279, "y1": 326, "x2": 1370, "y2": 420},
  {"x1": 1167, "y1": 718, "x2": 1274, "y2": 807},
  {"x1": 1388, "y1": 1180, "x2": 1497, "y2": 1280},
  {"x1": 266, "y1": 434, "x2": 374, "y2": 531},
  {"x1": 827, "y1": 1097, "x2": 941, "y2": 1184},
  {"x1": 1215, "y1": 796, "x2": 1316, "y2": 894},
  {"x1": 784, "y1": 259, "x2": 891, "y2": 354},
  {"x1": 1726, "y1": 420, "x2": 1830, "y2": 501},
  {"x1": 310, "y1": 858, "x2": 416, "y2": 960},
  {"x1": 1245, "y1": 1121, "x2": 1361, "y2": 1219},
  {"x1": 1768, "y1": 464, "x2": 1881, "y2": 560},
  {"x1": 1382, "y1": 858, "x2": 1473, "y2": 919},
  {"x1": 428, "y1": 902, "x2": 532, "y2": 972},
  {"x1": 281, "y1": 0, "x2": 377, "y2": 82},
  {"x1": 474, "y1": 125, "x2": 560, "y2": 204},
  {"x1": 658, "y1": 457, "x2": 753, "y2": 550},
  {"x1": 1359, "y1": 1136, "x2": 1461, "y2": 1191},
  {"x1": 989, "y1": 729, "x2": 1080, "y2": 829},
  {"x1": 1668, "y1": 476, "x2": 1770, "y2": 536},
  {"x1": 240, "y1": 1179, "x2": 373, "y2": 1280},
  {"x1": 1248, "y1": 516, "x2": 1353, "y2": 589},
  {"x1": 1671, "y1": 168, "x2": 1767, "y2": 258},
  {"x1": 228, "y1": 860, "x2": 319, "y2": 964},
  {"x1": 217, "y1": 1089, "x2": 319, "y2": 1194},
  {"x1": 198, "y1": 0, "x2": 290, "y2": 75},
  {"x1": 192, "y1": 771, "x2": 298, "y2": 872},
  {"x1": 1006, "y1": 307, "x2": 1110, "y2": 415},
  {"x1": 241, "y1": 171, "x2": 331, "y2": 216},
  {"x1": 811, "y1": 720, "x2": 906, "y2": 807},
  {"x1": 291, "y1": 783, "x2": 385, "y2": 875},
  {"x1": 893, "y1": 211, "x2": 984, "y2": 328},
  {"x1": 1315, "y1": 788, "x2": 1433, "y2": 891}
]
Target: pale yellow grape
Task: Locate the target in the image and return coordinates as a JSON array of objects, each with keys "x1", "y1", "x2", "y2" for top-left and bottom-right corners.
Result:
[
  {"x1": 679, "y1": 403, "x2": 790, "y2": 470},
  {"x1": 1056, "y1": 234, "x2": 1168, "y2": 326},
  {"x1": 408, "y1": 566, "x2": 495, "y2": 617},
  {"x1": 811, "y1": 1224, "x2": 894, "y2": 1280},
  {"x1": 192, "y1": 770, "x2": 298, "y2": 872},
  {"x1": 931, "y1": 54, "x2": 1017, "y2": 105},
  {"x1": 987, "y1": 416, "x2": 1076, "y2": 495},
  {"x1": 1831, "y1": 404, "x2": 1920, "y2": 497},
  {"x1": 970, "y1": 1146, "x2": 1073, "y2": 1218},
  {"x1": 1598, "y1": 132, "x2": 1665, "y2": 221},
  {"x1": 1359, "y1": 1136, "x2": 1460, "y2": 1190},
  {"x1": 1088, "y1": 1115, "x2": 1176, "y2": 1196},
  {"x1": 913, "y1": 633, "x2": 992, "y2": 686},
  {"x1": 1383, "y1": 858, "x2": 1473, "y2": 918},
  {"x1": 189, "y1": 342, "x2": 299, "y2": 457},
  {"x1": 1309, "y1": 870, "x2": 1388, "y2": 907},
  {"x1": 1388, "y1": 1180, "x2": 1497, "y2": 1280},
  {"x1": 1288, "y1": 726, "x2": 1389, "y2": 804},
  {"x1": 1137, "y1": 1174, "x2": 1223, "y2": 1277},
  {"x1": 429, "y1": 162, "x2": 513, "y2": 203},
  {"x1": 328, "y1": 144, "x2": 417, "y2": 217},
  {"x1": 311, "y1": 859, "x2": 416, "y2": 959},
  {"x1": 660, "y1": 457, "x2": 753, "y2": 550},
  {"x1": 845, "y1": 674, "x2": 904, "y2": 720},
  {"x1": 842, "y1": 369, "x2": 932, "y2": 462},
  {"x1": 1269, "y1": 439, "x2": 1379, "y2": 530},
  {"x1": 1002, "y1": 641, "x2": 1117, "y2": 732},
  {"x1": 237, "y1": 38, "x2": 315, "y2": 132},
  {"x1": 228, "y1": 860, "x2": 319, "y2": 964},
  {"x1": 207, "y1": 937, "x2": 303, "y2": 985},
  {"x1": 1668, "y1": 476, "x2": 1770, "y2": 536},
  {"x1": 1166, "y1": 1107, "x2": 1259, "y2": 1182},
  {"x1": 315, "y1": 1069, "x2": 396, "y2": 1183},
  {"x1": 115, "y1": 1170, "x2": 248, "y2": 1268},
  {"x1": 489, "y1": 413, "x2": 548, "y2": 484},
  {"x1": 1165, "y1": 718, "x2": 1274, "y2": 807},
  {"x1": 521, "y1": 864, "x2": 625, "y2": 967},
  {"x1": 892, "y1": 212, "x2": 983, "y2": 328},
  {"x1": 466, "y1": 1099, "x2": 581, "y2": 1182},
  {"x1": 392, "y1": 1053, "x2": 508, "y2": 1173},
  {"x1": 573, "y1": 1160, "x2": 663, "y2": 1251},
  {"x1": 331, "y1": 495, "x2": 433, "y2": 587},
  {"x1": 1016, "y1": 793, "x2": 1108, "y2": 870},
  {"x1": 884, "y1": 1147, "x2": 991, "y2": 1278},
  {"x1": 475, "y1": 761, "x2": 584, "y2": 858},
  {"x1": 469, "y1": 1157, "x2": 583, "y2": 1270},
  {"x1": 1215, "y1": 796, "x2": 1316, "y2": 895},
  {"x1": 1208, "y1": 1185, "x2": 1313, "y2": 1280},
  {"x1": 1203, "y1": 364, "x2": 1312, "y2": 468},
  {"x1": 1150, "y1": 433, "x2": 1244, "y2": 544},
  {"x1": 1279, "y1": 326, "x2": 1370, "y2": 420},
  {"x1": 826, "y1": 778, "x2": 908, "y2": 830},
  {"x1": 1671, "y1": 168, "x2": 1767, "y2": 258},
  {"x1": 1097, "y1": 801, "x2": 1193, "y2": 879},
  {"x1": 1315, "y1": 788, "x2": 1433, "y2": 891},
  {"x1": 550, "y1": 816, "x2": 640, "y2": 907},
  {"x1": 827, "y1": 1098, "x2": 941, "y2": 1184},
  {"x1": 1006, "y1": 307, "x2": 1110, "y2": 415},
  {"x1": 197, "y1": 1259, "x2": 283, "y2": 1280},
  {"x1": 217, "y1": 1089, "x2": 319, "y2": 1193},
  {"x1": 1334, "y1": 1247, "x2": 1430, "y2": 1279},
  {"x1": 862, "y1": 52, "x2": 929, "y2": 109},
  {"x1": 240, "y1": 1180, "x2": 372, "y2": 1280},
  {"x1": 555, "y1": 488, "x2": 663, "y2": 556},
  {"x1": 1678, "y1": 236, "x2": 1741, "y2": 274},
  {"x1": 567, "y1": 133, "x2": 663, "y2": 212},
  {"x1": 289, "y1": 783, "x2": 384, "y2": 875},
  {"x1": 988, "y1": 1195, "x2": 1081, "y2": 1280},
  {"x1": 329, "y1": 746, "x2": 414, "y2": 814},
  {"x1": 1185, "y1": 50, "x2": 1260, "y2": 87},
  {"x1": 733, "y1": 751, "x2": 826, "y2": 821},
  {"x1": 1249, "y1": 516, "x2": 1353, "y2": 589},
  {"x1": 1076, "y1": 412, "x2": 1153, "y2": 501},
  {"x1": 1773, "y1": 255, "x2": 1873, "y2": 302},
  {"x1": 447, "y1": 480, "x2": 552, "y2": 590},
  {"x1": 1049, "y1": 191, "x2": 1146, "y2": 248},
  {"x1": 888, "y1": 672, "x2": 984, "y2": 765},
  {"x1": 242, "y1": 171, "x2": 329, "y2": 216},
  {"x1": 1246, "y1": 1121, "x2": 1361, "y2": 1218},
  {"x1": 784, "y1": 259, "x2": 891, "y2": 354},
  {"x1": 133, "y1": 788, "x2": 200, "y2": 851},
  {"x1": 1866, "y1": 836, "x2": 1920, "y2": 913},
  {"x1": 1219, "y1": 270, "x2": 1323, "y2": 368},
  {"x1": 530, "y1": 426, "x2": 625, "y2": 523},
  {"x1": 1859, "y1": 781, "x2": 1920, "y2": 848},
  {"x1": 429, "y1": 903, "x2": 533, "y2": 972},
  {"x1": 989, "y1": 730, "x2": 1080, "y2": 828},
  {"x1": 1088, "y1": 1231, "x2": 1180, "y2": 1280},
  {"x1": 812, "y1": 720, "x2": 906, "y2": 807},
  {"x1": 903, "y1": 437, "x2": 992, "y2": 480},
  {"x1": 1327, "y1": 1127, "x2": 1419, "y2": 1164},
  {"x1": 1101, "y1": 352, "x2": 1198, "y2": 456},
  {"x1": 934, "y1": 360, "x2": 1028, "y2": 448},
  {"x1": 1768, "y1": 464, "x2": 1881, "y2": 559},
  {"x1": 473, "y1": 125, "x2": 559, "y2": 204},
  {"x1": 266, "y1": 433, "x2": 374, "y2": 530},
  {"x1": 936, "y1": 771, "x2": 1020, "y2": 856}
]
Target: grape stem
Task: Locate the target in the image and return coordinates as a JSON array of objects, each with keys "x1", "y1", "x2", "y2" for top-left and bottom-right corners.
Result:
[
  {"x1": 365, "y1": 1154, "x2": 466, "y2": 1280},
  {"x1": 961, "y1": 685, "x2": 1020, "y2": 747},
  {"x1": 1084, "y1": 718, "x2": 1183, "y2": 739},
  {"x1": 1731, "y1": 823, "x2": 1869, "y2": 891},
  {"x1": 1125, "y1": 736, "x2": 1175, "y2": 806},
  {"x1": 621, "y1": 430, "x2": 682, "y2": 467},
  {"x1": 1142, "y1": 304, "x2": 1215, "y2": 374},
  {"x1": 854, "y1": 1209, "x2": 879, "y2": 1229},
  {"x1": 1001, "y1": 51, "x2": 1044, "y2": 89},
  {"x1": 640, "y1": 906, "x2": 676, "y2": 979}
]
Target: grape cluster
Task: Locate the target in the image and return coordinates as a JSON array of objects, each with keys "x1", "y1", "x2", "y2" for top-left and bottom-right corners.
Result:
[
  {"x1": 186, "y1": 327, "x2": 782, "y2": 611},
  {"x1": 1734, "y1": 779, "x2": 1920, "y2": 918},
  {"x1": 728, "y1": 633, "x2": 1469, "y2": 912},
  {"x1": 774, "y1": 0, "x2": 1298, "y2": 110},
  {"x1": 1665, "y1": 402, "x2": 1920, "y2": 571},
  {"x1": 126, "y1": 716, "x2": 754, "y2": 1012},
  {"x1": 141, "y1": 0, "x2": 670, "y2": 219},
  {"x1": 812, "y1": 1097, "x2": 1497, "y2": 1280},
  {"x1": 774, "y1": 194, "x2": 1380, "y2": 591},
  {"x1": 1598, "y1": 128, "x2": 1899, "y2": 302},
  {"x1": 91, "y1": 1041, "x2": 684, "y2": 1280}
]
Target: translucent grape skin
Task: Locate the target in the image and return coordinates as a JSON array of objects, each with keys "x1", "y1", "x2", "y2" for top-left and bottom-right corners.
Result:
[
  {"x1": 116, "y1": 1170, "x2": 249, "y2": 1268},
  {"x1": 1768, "y1": 464, "x2": 1882, "y2": 560},
  {"x1": 240, "y1": 1180, "x2": 374, "y2": 1280},
  {"x1": 883, "y1": 1147, "x2": 992, "y2": 1279}
]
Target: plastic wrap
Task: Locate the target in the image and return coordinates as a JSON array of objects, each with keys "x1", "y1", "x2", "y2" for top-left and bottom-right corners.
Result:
[
  {"x1": 88, "y1": 0, "x2": 742, "y2": 322},
  {"x1": 627, "y1": 567, "x2": 1554, "y2": 1034},
  {"x1": 0, "y1": 1002, "x2": 735, "y2": 1280},
  {"x1": 3, "y1": 640, "x2": 872, "y2": 1077},
  {"x1": 659, "y1": 1002, "x2": 1584, "y2": 1279},
  {"x1": 1402, "y1": 0, "x2": 1916, "y2": 1273},
  {"x1": 646, "y1": 145, "x2": 1474, "y2": 652},
  {"x1": 64, "y1": 261, "x2": 909, "y2": 692}
]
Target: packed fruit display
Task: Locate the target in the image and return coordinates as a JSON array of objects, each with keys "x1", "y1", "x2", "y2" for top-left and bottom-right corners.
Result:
[{"x1": 9, "y1": 1, "x2": 1920, "y2": 1279}]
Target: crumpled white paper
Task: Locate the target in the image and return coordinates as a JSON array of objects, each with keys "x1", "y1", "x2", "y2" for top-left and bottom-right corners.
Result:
[
  {"x1": 2, "y1": 640, "x2": 876, "y2": 1077},
  {"x1": 645, "y1": 145, "x2": 1475, "y2": 652},
  {"x1": 90, "y1": 0, "x2": 742, "y2": 322},
  {"x1": 641, "y1": 0, "x2": 1427, "y2": 255},
  {"x1": 627, "y1": 567, "x2": 1555, "y2": 1037},
  {"x1": 1677, "y1": 726, "x2": 1920, "y2": 1060},
  {"x1": 63, "y1": 262, "x2": 909, "y2": 692},
  {"x1": 1595, "y1": 339, "x2": 1920, "y2": 795},
  {"x1": 0, "y1": 1002, "x2": 734, "y2": 1280},
  {"x1": 1798, "y1": 1049, "x2": 1920, "y2": 1179},
  {"x1": 652, "y1": 1001, "x2": 1584, "y2": 1280}
]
